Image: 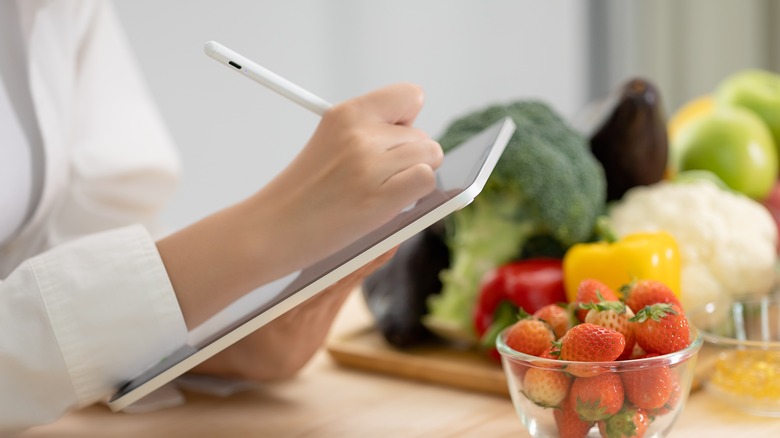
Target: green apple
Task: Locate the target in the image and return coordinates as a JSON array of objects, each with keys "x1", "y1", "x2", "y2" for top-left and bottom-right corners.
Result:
[
  {"x1": 675, "y1": 106, "x2": 778, "y2": 199},
  {"x1": 716, "y1": 69, "x2": 780, "y2": 158}
]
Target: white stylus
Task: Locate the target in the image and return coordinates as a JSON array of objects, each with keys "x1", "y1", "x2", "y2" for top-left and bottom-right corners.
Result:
[{"x1": 204, "y1": 40, "x2": 332, "y2": 115}]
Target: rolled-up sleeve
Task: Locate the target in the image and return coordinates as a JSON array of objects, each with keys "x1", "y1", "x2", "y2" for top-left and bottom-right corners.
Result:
[{"x1": 0, "y1": 224, "x2": 187, "y2": 434}]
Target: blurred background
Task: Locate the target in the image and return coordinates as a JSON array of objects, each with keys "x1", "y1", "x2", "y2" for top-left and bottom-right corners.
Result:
[{"x1": 114, "y1": 0, "x2": 780, "y2": 230}]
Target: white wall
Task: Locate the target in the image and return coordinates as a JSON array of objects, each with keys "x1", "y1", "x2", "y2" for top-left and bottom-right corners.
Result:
[
  {"x1": 589, "y1": 0, "x2": 780, "y2": 115},
  {"x1": 114, "y1": 0, "x2": 590, "y2": 230}
]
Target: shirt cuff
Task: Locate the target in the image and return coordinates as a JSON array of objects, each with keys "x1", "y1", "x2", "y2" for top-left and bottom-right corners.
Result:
[{"x1": 29, "y1": 224, "x2": 187, "y2": 406}]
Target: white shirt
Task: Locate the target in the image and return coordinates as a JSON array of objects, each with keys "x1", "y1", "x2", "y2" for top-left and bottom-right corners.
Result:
[{"x1": 0, "y1": 1, "x2": 188, "y2": 434}]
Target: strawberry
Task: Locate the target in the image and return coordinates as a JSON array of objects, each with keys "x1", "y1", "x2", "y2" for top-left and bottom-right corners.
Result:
[
  {"x1": 522, "y1": 367, "x2": 571, "y2": 408},
  {"x1": 629, "y1": 342, "x2": 647, "y2": 359},
  {"x1": 621, "y1": 362, "x2": 674, "y2": 410},
  {"x1": 539, "y1": 343, "x2": 561, "y2": 362},
  {"x1": 569, "y1": 373, "x2": 624, "y2": 422},
  {"x1": 575, "y1": 279, "x2": 619, "y2": 321},
  {"x1": 557, "y1": 323, "x2": 626, "y2": 363},
  {"x1": 597, "y1": 406, "x2": 650, "y2": 438},
  {"x1": 533, "y1": 303, "x2": 575, "y2": 338},
  {"x1": 582, "y1": 300, "x2": 636, "y2": 360},
  {"x1": 647, "y1": 370, "x2": 682, "y2": 416},
  {"x1": 554, "y1": 395, "x2": 594, "y2": 438},
  {"x1": 623, "y1": 279, "x2": 681, "y2": 314},
  {"x1": 505, "y1": 316, "x2": 556, "y2": 357},
  {"x1": 630, "y1": 303, "x2": 691, "y2": 354}
]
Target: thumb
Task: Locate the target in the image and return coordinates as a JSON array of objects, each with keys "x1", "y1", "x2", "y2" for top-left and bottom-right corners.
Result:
[{"x1": 352, "y1": 82, "x2": 425, "y2": 126}]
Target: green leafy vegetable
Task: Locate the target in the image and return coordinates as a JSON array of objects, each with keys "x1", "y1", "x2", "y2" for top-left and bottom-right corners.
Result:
[{"x1": 423, "y1": 101, "x2": 607, "y2": 342}]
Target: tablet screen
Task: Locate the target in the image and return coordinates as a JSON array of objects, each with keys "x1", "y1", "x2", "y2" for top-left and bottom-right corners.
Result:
[{"x1": 109, "y1": 117, "x2": 515, "y2": 410}]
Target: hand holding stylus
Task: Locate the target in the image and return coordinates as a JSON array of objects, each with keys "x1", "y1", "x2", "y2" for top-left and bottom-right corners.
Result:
[
  {"x1": 161, "y1": 45, "x2": 442, "y2": 325},
  {"x1": 201, "y1": 41, "x2": 443, "y2": 271},
  {"x1": 158, "y1": 44, "x2": 443, "y2": 383}
]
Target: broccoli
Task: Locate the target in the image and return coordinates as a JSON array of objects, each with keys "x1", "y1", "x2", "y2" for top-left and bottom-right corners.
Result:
[{"x1": 422, "y1": 101, "x2": 607, "y2": 342}]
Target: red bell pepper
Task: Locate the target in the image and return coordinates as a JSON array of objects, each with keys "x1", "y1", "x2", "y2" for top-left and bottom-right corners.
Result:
[{"x1": 473, "y1": 258, "x2": 566, "y2": 358}]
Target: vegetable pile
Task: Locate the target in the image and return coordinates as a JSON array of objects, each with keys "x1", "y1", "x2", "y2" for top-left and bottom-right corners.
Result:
[
  {"x1": 363, "y1": 100, "x2": 607, "y2": 347},
  {"x1": 609, "y1": 177, "x2": 778, "y2": 311},
  {"x1": 361, "y1": 71, "x2": 780, "y2": 363},
  {"x1": 424, "y1": 101, "x2": 607, "y2": 341}
]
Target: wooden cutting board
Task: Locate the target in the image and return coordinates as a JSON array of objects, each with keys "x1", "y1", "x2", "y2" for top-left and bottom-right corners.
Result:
[
  {"x1": 327, "y1": 325, "x2": 716, "y2": 396},
  {"x1": 326, "y1": 325, "x2": 509, "y2": 397}
]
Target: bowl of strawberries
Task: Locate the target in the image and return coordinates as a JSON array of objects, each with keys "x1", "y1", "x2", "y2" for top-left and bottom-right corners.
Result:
[{"x1": 496, "y1": 279, "x2": 702, "y2": 438}]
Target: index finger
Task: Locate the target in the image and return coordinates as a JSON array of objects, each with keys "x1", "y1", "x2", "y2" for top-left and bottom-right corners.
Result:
[{"x1": 351, "y1": 82, "x2": 425, "y2": 126}]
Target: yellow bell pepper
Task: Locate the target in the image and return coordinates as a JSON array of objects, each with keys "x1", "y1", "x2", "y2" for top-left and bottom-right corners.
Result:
[{"x1": 562, "y1": 229, "x2": 682, "y2": 303}]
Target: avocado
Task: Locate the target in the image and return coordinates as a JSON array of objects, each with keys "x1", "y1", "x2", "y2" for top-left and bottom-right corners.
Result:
[
  {"x1": 361, "y1": 221, "x2": 449, "y2": 347},
  {"x1": 589, "y1": 78, "x2": 669, "y2": 201}
]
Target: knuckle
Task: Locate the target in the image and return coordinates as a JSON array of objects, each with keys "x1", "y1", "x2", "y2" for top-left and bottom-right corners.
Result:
[
  {"x1": 409, "y1": 127, "x2": 429, "y2": 141},
  {"x1": 425, "y1": 139, "x2": 444, "y2": 164},
  {"x1": 342, "y1": 125, "x2": 365, "y2": 146},
  {"x1": 324, "y1": 101, "x2": 361, "y2": 124},
  {"x1": 398, "y1": 82, "x2": 425, "y2": 104},
  {"x1": 411, "y1": 162, "x2": 437, "y2": 188}
]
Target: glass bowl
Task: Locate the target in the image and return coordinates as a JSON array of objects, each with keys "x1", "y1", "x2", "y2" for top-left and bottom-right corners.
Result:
[
  {"x1": 496, "y1": 327, "x2": 702, "y2": 438},
  {"x1": 688, "y1": 294, "x2": 780, "y2": 417}
]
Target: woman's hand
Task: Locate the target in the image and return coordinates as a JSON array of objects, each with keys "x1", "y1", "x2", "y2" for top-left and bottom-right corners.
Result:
[
  {"x1": 157, "y1": 82, "x2": 442, "y2": 338},
  {"x1": 242, "y1": 82, "x2": 444, "y2": 278}
]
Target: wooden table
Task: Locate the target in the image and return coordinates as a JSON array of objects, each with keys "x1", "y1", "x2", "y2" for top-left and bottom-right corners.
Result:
[{"x1": 20, "y1": 291, "x2": 780, "y2": 438}]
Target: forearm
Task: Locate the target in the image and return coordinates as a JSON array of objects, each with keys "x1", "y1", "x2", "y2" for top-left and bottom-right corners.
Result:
[
  {"x1": 155, "y1": 190, "x2": 304, "y2": 329},
  {"x1": 191, "y1": 250, "x2": 393, "y2": 380},
  {"x1": 190, "y1": 277, "x2": 355, "y2": 381}
]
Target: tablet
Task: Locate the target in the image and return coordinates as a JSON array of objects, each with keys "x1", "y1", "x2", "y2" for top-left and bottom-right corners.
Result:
[{"x1": 108, "y1": 116, "x2": 516, "y2": 411}]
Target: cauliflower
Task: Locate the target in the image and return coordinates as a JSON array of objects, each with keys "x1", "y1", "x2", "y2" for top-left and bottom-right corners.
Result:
[{"x1": 609, "y1": 179, "x2": 778, "y2": 311}]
